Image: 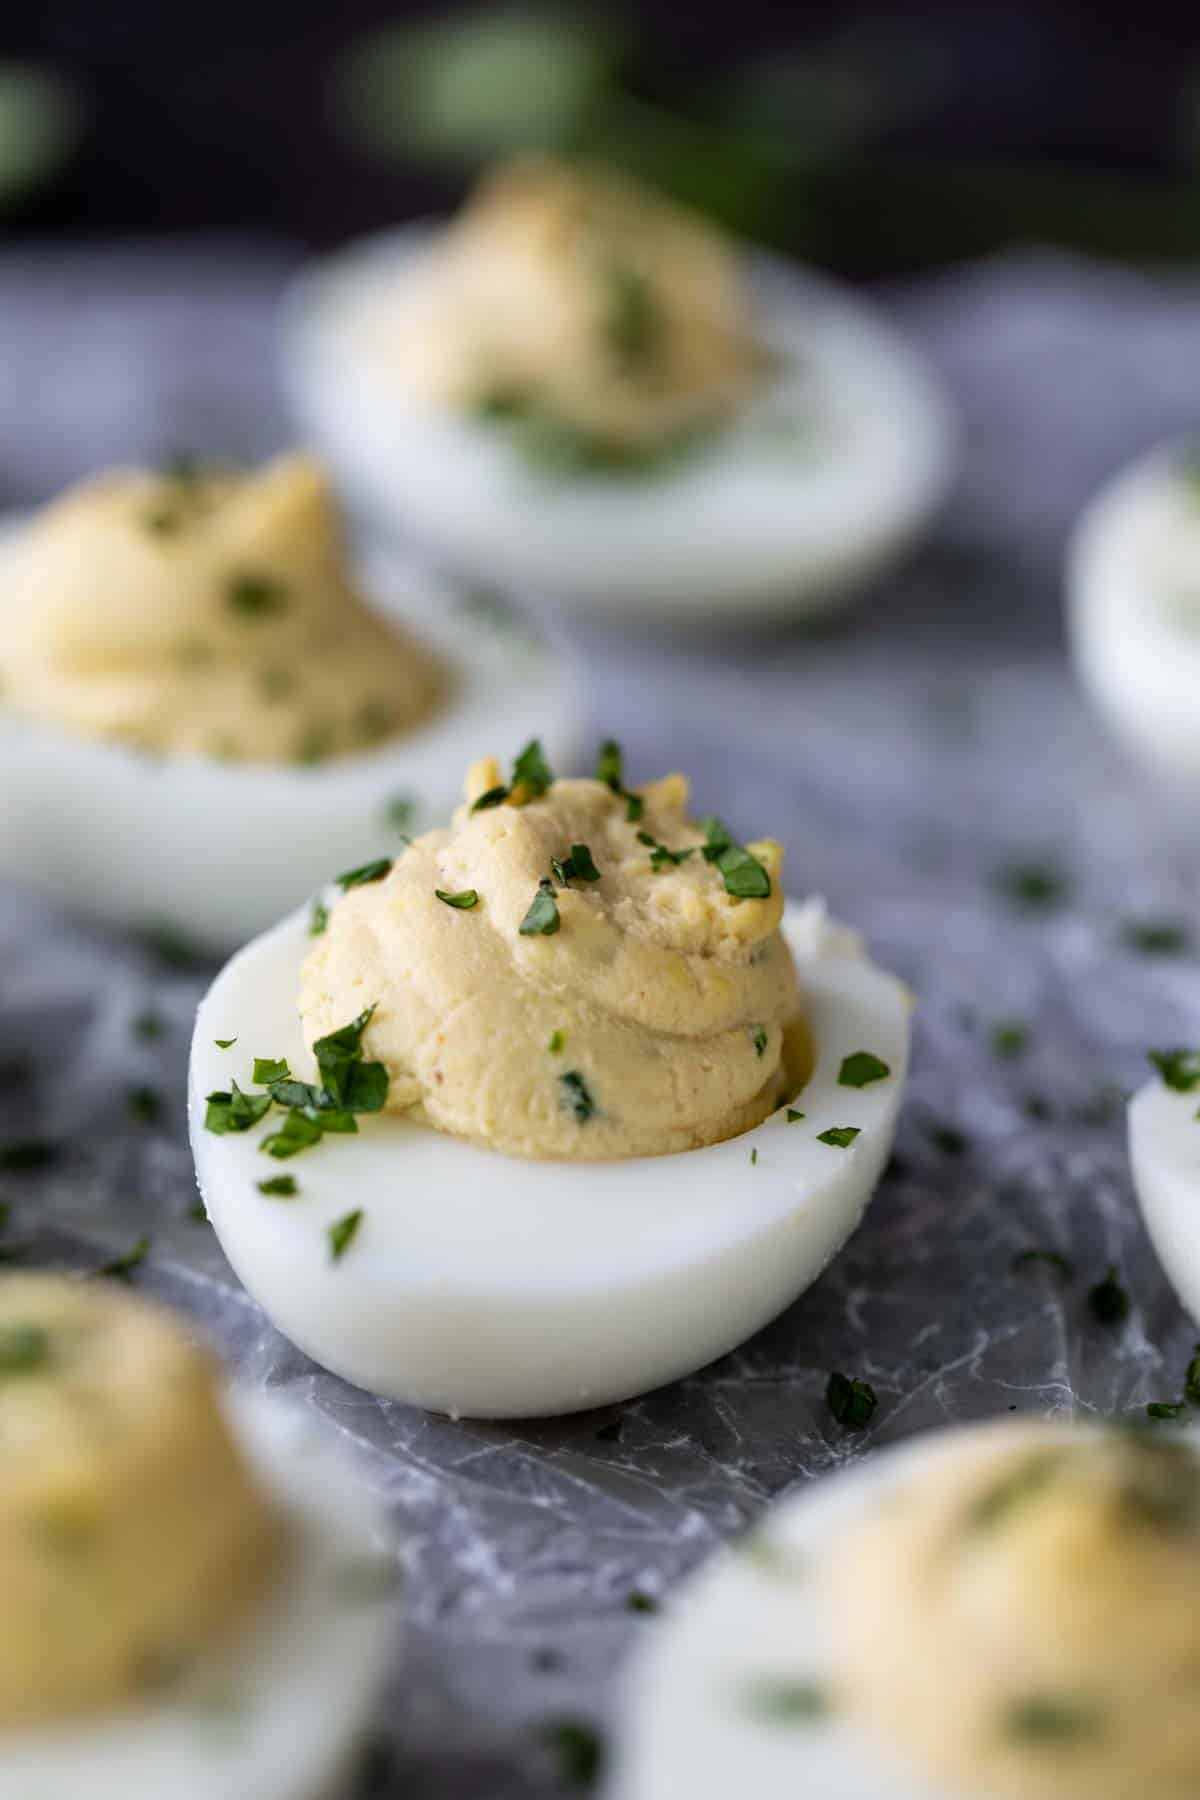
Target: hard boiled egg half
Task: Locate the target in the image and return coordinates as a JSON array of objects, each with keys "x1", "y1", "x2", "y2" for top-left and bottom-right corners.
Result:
[
  {"x1": 1129, "y1": 1046, "x2": 1200, "y2": 1325},
  {"x1": 1069, "y1": 441, "x2": 1200, "y2": 781},
  {"x1": 613, "y1": 1417, "x2": 1200, "y2": 1800},
  {"x1": 0, "y1": 1273, "x2": 397, "y2": 1800},
  {"x1": 282, "y1": 155, "x2": 953, "y2": 624},
  {"x1": 0, "y1": 453, "x2": 577, "y2": 951},
  {"x1": 189, "y1": 748, "x2": 910, "y2": 1419}
]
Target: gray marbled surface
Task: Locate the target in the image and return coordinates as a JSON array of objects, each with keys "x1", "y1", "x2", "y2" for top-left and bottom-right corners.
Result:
[{"x1": 2, "y1": 240, "x2": 1200, "y2": 1796}]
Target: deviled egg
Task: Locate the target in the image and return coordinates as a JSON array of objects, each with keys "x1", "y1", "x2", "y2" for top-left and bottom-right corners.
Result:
[
  {"x1": 1069, "y1": 441, "x2": 1200, "y2": 781},
  {"x1": 614, "y1": 1417, "x2": 1200, "y2": 1800},
  {"x1": 283, "y1": 154, "x2": 954, "y2": 623},
  {"x1": 0, "y1": 1272, "x2": 397, "y2": 1800},
  {"x1": 0, "y1": 452, "x2": 577, "y2": 949},
  {"x1": 1129, "y1": 1046, "x2": 1200, "y2": 1324},
  {"x1": 189, "y1": 740, "x2": 910, "y2": 1418}
]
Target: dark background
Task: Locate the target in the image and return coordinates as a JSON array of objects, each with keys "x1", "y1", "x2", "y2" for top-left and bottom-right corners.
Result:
[{"x1": 5, "y1": 0, "x2": 1200, "y2": 275}]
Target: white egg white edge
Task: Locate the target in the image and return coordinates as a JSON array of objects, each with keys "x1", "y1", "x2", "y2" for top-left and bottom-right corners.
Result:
[
  {"x1": 1067, "y1": 441, "x2": 1200, "y2": 781},
  {"x1": 0, "y1": 1389, "x2": 399, "y2": 1800},
  {"x1": 609, "y1": 1418, "x2": 1131, "y2": 1800},
  {"x1": 188, "y1": 898, "x2": 911, "y2": 1421},
  {"x1": 279, "y1": 224, "x2": 956, "y2": 622},
  {"x1": 1129, "y1": 1071, "x2": 1200, "y2": 1326},
  {"x1": 0, "y1": 514, "x2": 582, "y2": 949}
]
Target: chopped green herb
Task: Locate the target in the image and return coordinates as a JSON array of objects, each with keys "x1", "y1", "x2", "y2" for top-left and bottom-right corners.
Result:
[
  {"x1": 226, "y1": 570, "x2": 288, "y2": 618},
  {"x1": 1011, "y1": 1248, "x2": 1075, "y2": 1282},
  {"x1": 204, "y1": 1082, "x2": 272, "y2": 1135},
  {"x1": 520, "y1": 880, "x2": 561, "y2": 936},
  {"x1": 252, "y1": 1057, "x2": 290, "y2": 1085},
  {"x1": 314, "y1": 1008, "x2": 388, "y2": 1112},
  {"x1": 637, "y1": 829, "x2": 694, "y2": 872},
  {"x1": 701, "y1": 817, "x2": 771, "y2": 899},
  {"x1": 548, "y1": 1030, "x2": 565, "y2": 1054},
  {"x1": 595, "y1": 739, "x2": 623, "y2": 790},
  {"x1": 1147, "y1": 1401, "x2": 1187, "y2": 1421},
  {"x1": 1186, "y1": 1347, "x2": 1200, "y2": 1406},
  {"x1": 132, "y1": 1009, "x2": 165, "y2": 1041},
  {"x1": 817, "y1": 1126, "x2": 860, "y2": 1149},
  {"x1": 0, "y1": 1140, "x2": 56, "y2": 1171},
  {"x1": 838, "y1": 1051, "x2": 891, "y2": 1088},
  {"x1": 383, "y1": 793, "x2": 416, "y2": 833},
  {"x1": 750, "y1": 1146, "x2": 759, "y2": 1165},
  {"x1": 603, "y1": 263, "x2": 663, "y2": 368},
  {"x1": 743, "y1": 1679, "x2": 830, "y2": 1725},
  {"x1": 826, "y1": 1371, "x2": 877, "y2": 1428},
  {"x1": 785, "y1": 1108, "x2": 805, "y2": 1123},
  {"x1": 1087, "y1": 1268, "x2": 1130, "y2": 1326},
  {"x1": 436, "y1": 888, "x2": 480, "y2": 910},
  {"x1": 470, "y1": 784, "x2": 509, "y2": 812},
  {"x1": 261, "y1": 1110, "x2": 329, "y2": 1159},
  {"x1": 1024, "y1": 1093, "x2": 1053, "y2": 1121},
  {"x1": 309, "y1": 901, "x2": 328, "y2": 937},
  {"x1": 328, "y1": 1208, "x2": 364, "y2": 1262},
  {"x1": 751, "y1": 1026, "x2": 768, "y2": 1057},
  {"x1": 991, "y1": 1020, "x2": 1029, "y2": 1059},
  {"x1": 336, "y1": 858, "x2": 392, "y2": 891},
  {"x1": 540, "y1": 1718, "x2": 604, "y2": 1789},
  {"x1": 472, "y1": 384, "x2": 530, "y2": 422},
  {"x1": 354, "y1": 698, "x2": 394, "y2": 746},
  {"x1": 295, "y1": 721, "x2": 335, "y2": 766},
  {"x1": 137, "y1": 922, "x2": 208, "y2": 969},
  {"x1": 559, "y1": 1070, "x2": 595, "y2": 1123},
  {"x1": 929, "y1": 1123, "x2": 967, "y2": 1155},
  {"x1": 1149, "y1": 1048, "x2": 1200, "y2": 1092},
  {"x1": 0, "y1": 1322, "x2": 50, "y2": 1375},
  {"x1": 127, "y1": 1084, "x2": 162, "y2": 1125},
  {"x1": 511, "y1": 738, "x2": 554, "y2": 799},
  {"x1": 994, "y1": 859, "x2": 1072, "y2": 912},
  {"x1": 1005, "y1": 1694, "x2": 1104, "y2": 1744},
  {"x1": 1121, "y1": 919, "x2": 1191, "y2": 956},
  {"x1": 143, "y1": 504, "x2": 181, "y2": 535},
  {"x1": 188, "y1": 1200, "x2": 208, "y2": 1224},
  {"x1": 257, "y1": 1175, "x2": 298, "y2": 1197},
  {"x1": 553, "y1": 843, "x2": 601, "y2": 885},
  {"x1": 595, "y1": 738, "x2": 642, "y2": 819},
  {"x1": 98, "y1": 1234, "x2": 151, "y2": 1282},
  {"x1": 626, "y1": 1589, "x2": 658, "y2": 1614}
]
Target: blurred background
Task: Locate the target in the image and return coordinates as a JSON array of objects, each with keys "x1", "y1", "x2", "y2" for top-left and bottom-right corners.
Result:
[{"x1": 6, "y1": 0, "x2": 1200, "y2": 271}]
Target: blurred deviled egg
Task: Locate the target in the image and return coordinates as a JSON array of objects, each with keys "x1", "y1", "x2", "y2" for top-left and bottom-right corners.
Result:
[
  {"x1": 0, "y1": 452, "x2": 577, "y2": 949},
  {"x1": 0, "y1": 1272, "x2": 396, "y2": 1800},
  {"x1": 614, "y1": 1416, "x2": 1200, "y2": 1800},
  {"x1": 189, "y1": 739, "x2": 910, "y2": 1419},
  {"x1": 283, "y1": 155, "x2": 954, "y2": 623},
  {"x1": 1069, "y1": 441, "x2": 1200, "y2": 782}
]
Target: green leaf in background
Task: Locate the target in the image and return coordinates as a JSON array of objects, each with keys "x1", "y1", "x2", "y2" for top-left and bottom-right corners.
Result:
[
  {"x1": 0, "y1": 64, "x2": 81, "y2": 212},
  {"x1": 333, "y1": 6, "x2": 626, "y2": 164}
]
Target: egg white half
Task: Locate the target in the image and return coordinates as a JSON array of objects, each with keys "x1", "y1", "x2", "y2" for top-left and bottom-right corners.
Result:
[
  {"x1": 611, "y1": 1428, "x2": 1020, "y2": 1800},
  {"x1": 0, "y1": 529, "x2": 579, "y2": 950},
  {"x1": 188, "y1": 900, "x2": 909, "y2": 1420},
  {"x1": 1068, "y1": 444, "x2": 1200, "y2": 782},
  {"x1": 0, "y1": 1391, "x2": 397, "y2": 1800},
  {"x1": 281, "y1": 226, "x2": 954, "y2": 624},
  {"x1": 1129, "y1": 1070, "x2": 1200, "y2": 1324}
]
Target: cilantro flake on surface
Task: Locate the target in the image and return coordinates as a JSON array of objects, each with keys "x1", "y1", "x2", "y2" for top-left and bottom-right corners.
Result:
[
  {"x1": 826, "y1": 1371, "x2": 877, "y2": 1429},
  {"x1": 328, "y1": 1208, "x2": 364, "y2": 1262}
]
